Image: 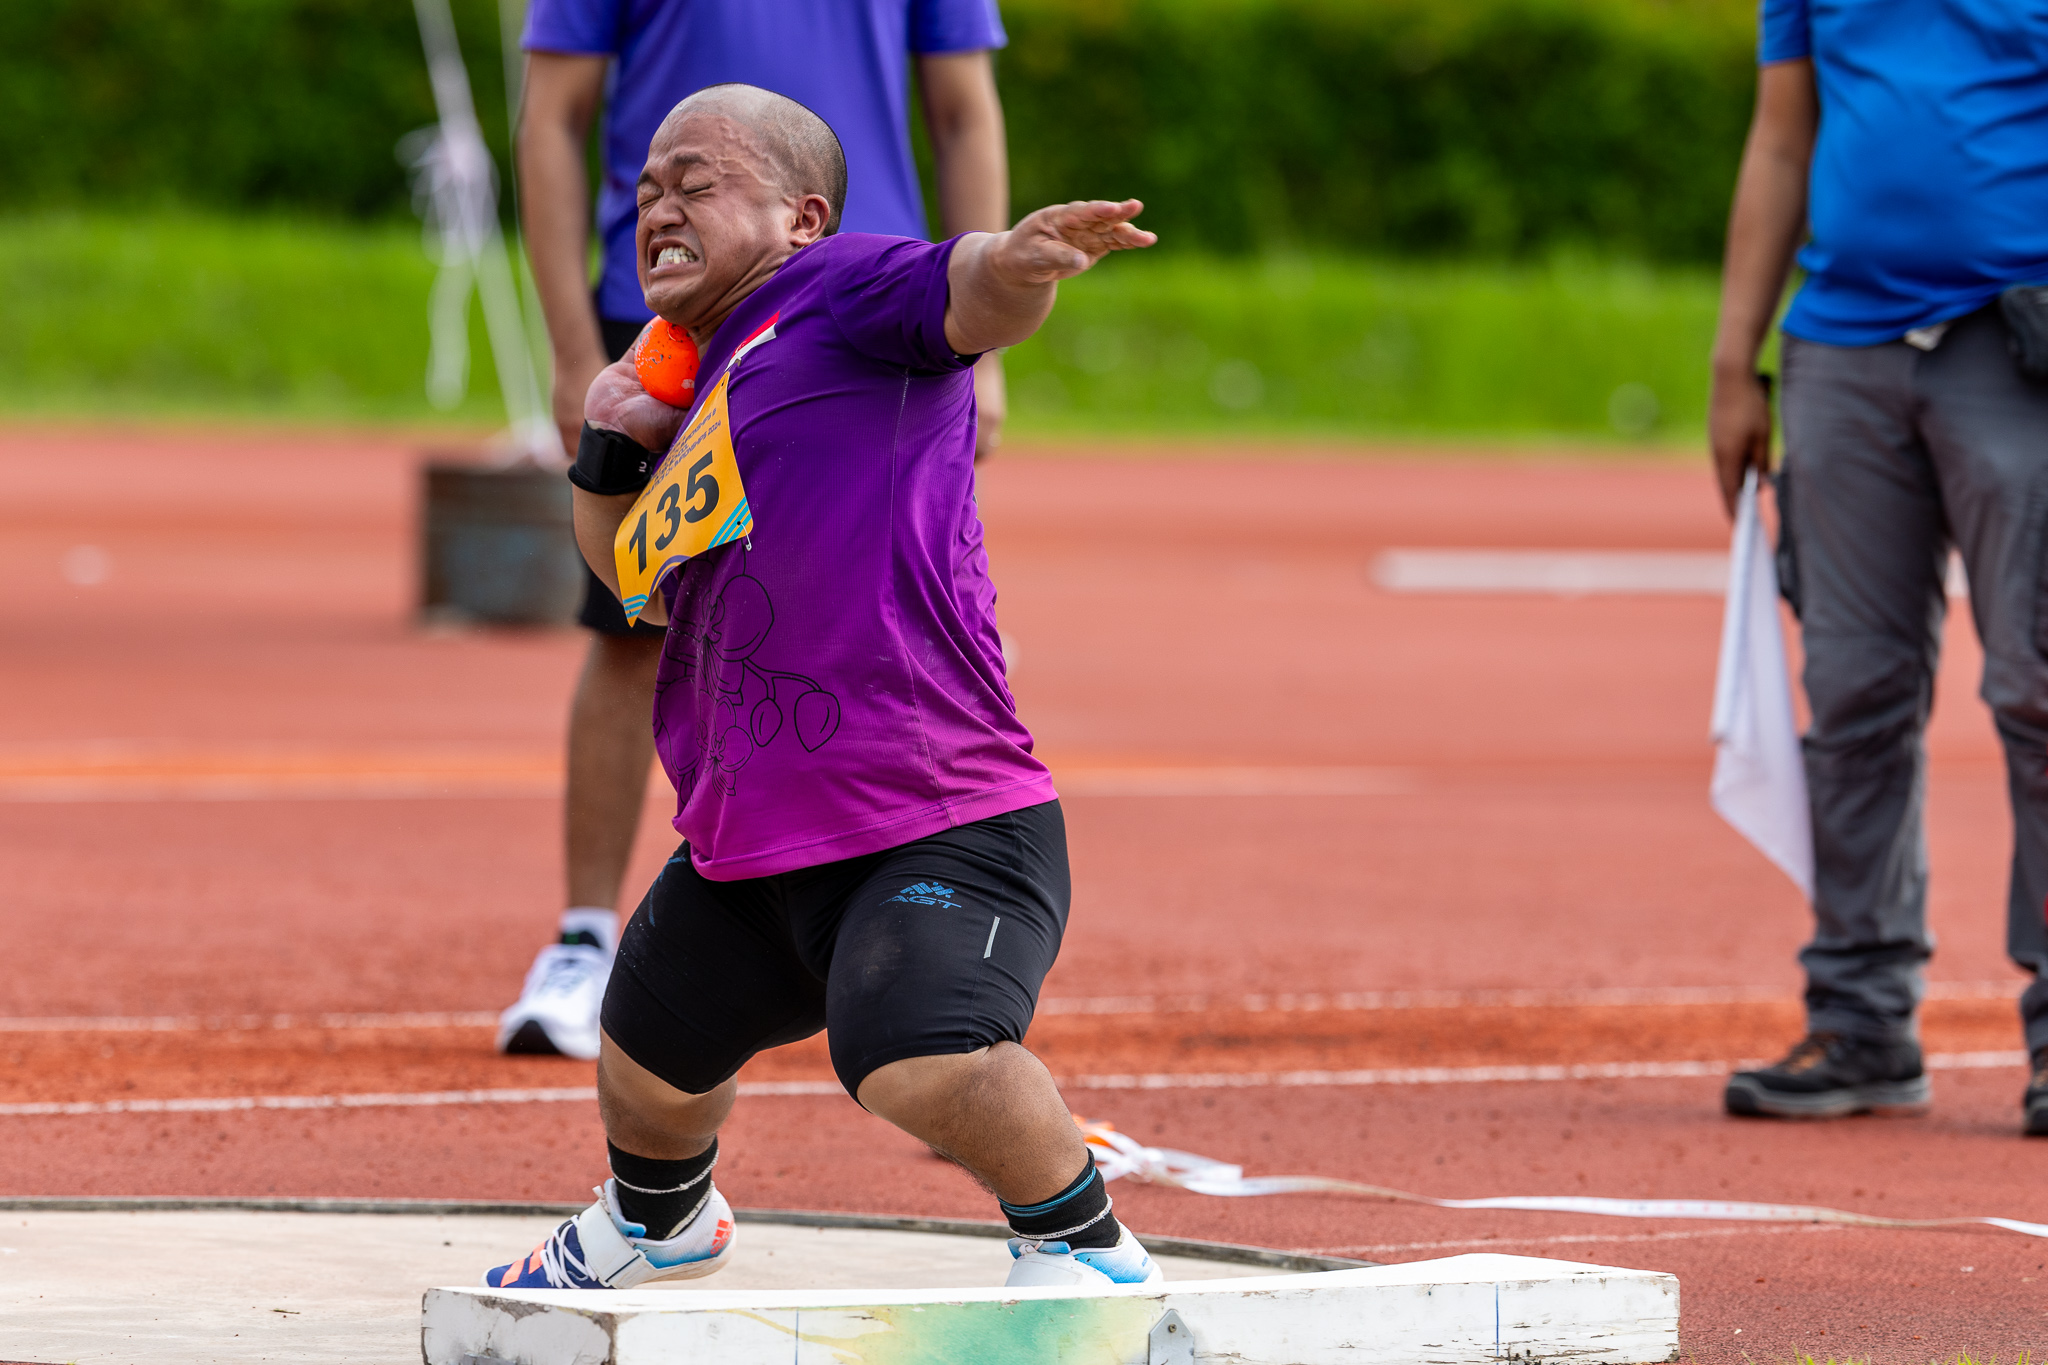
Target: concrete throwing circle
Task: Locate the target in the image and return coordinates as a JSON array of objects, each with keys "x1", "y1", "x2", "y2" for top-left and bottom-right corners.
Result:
[{"x1": 1, "y1": 1204, "x2": 1303, "y2": 1365}]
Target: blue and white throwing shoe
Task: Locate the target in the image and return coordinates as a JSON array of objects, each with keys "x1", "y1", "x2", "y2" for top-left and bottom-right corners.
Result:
[
  {"x1": 484, "y1": 1179, "x2": 734, "y2": 1289},
  {"x1": 1004, "y1": 1224, "x2": 1162, "y2": 1288}
]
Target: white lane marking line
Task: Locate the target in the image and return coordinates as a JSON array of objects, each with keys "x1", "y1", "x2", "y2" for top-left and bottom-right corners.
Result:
[
  {"x1": 0, "y1": 1011, "x2": 503, "y2": 1033},
  {"x1": 1038, "y1": 978, "x2": 2019, "y2": 1015},
  {"x1": 983, "y1": 917, "x2": 1001, "y2": 959},
  {"x1": 1064, "y1": 1061, "x2": 1732, "y2": 1090},
  {"x1": 1373, "y1": 549, "x2": 1731, "y2": 596},
  {"x1": 1054, "y1": 766, "x2": 1414, "y2": 797},
  {"x1": 1, "y1": 980, "x2": 2019, "y2": 1033},
  {"x1": 0, "y1": 779, "x2": 564, "y2": 804},
  {"x1": 0, "y1": 765, "x2": 1411, "y2": 803},
  {"x1": 2, "y1": 1051, "x2": 2024, "y2": 1118},
  {"x1": 1372, "y1": 548, "x2": 1971, "y2": 600},
  {"x1": 1058, "y1": 1051, "x2": 2026, "y2": 1092},
  {"x1": 1314, "y1": 1221, "x2": 1851, "y2": 1258},
  {"x1": 0, "y1": 1082, "x2": 840, "y2": 1116},
  {"x1": 0, "y1": 1087, "x2": 602, "y2": 1116}
]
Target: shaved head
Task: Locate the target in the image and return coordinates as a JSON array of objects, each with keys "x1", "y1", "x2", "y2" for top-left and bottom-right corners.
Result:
[
  {"x1": 657, "y1": 84, "x2": 847, "y2": 234},
  {"x1": 635, "y1": 83, "x2": 847, "y2": 336}
]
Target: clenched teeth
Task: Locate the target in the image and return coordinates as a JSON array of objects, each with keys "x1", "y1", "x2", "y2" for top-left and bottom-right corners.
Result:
[{"x1": 656, "y1": 245, "x2": 697, "y2": 266}]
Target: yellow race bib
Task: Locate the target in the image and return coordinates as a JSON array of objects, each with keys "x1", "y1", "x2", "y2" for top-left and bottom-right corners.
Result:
[{"x1": 613, "y1": 370, "x2": 753, "y2": 621}]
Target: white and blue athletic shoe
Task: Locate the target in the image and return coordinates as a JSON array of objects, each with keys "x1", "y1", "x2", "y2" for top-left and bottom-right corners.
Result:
[
  {"x1": 1004, "y1": 1224, "x2": 1163, "y2": 1288},
  {"x1": 484, "y1": 1179, "x2": 734, "y2": 1290}
]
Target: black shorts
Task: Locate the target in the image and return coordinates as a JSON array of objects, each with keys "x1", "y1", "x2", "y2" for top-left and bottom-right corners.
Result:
[
  {"x1": 602, "y1": 800, "x2": 1070, "y2": 1098},
  {"x1": 581, "y1": 314, "x2": 667, "y2": 638}
]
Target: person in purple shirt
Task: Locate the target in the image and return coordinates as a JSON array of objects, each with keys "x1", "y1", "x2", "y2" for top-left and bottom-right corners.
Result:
[
  {"x1": 483, "y1": 85, "x2": 1158, "y2": 1291},
  {"x1": 500, "y1": 0, "x2": 1011, "y2": 1061}
]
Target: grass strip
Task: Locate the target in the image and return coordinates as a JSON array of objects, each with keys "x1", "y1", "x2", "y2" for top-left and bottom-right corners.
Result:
[{"x1": 0, "y1": 212, "x2": 1723, "y2": 442}]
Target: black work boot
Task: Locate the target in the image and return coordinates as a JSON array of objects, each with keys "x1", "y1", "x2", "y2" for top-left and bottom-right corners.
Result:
[
  {"x1": 1723, "y1": 1032, "x2": 1931, "y2": 1118},
  {"x1": 2025, "y1": 1048, "x2": 2048, "y2": 1137}
]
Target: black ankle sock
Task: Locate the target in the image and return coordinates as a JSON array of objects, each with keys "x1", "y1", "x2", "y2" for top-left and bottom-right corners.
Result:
[
  {"x1": 607, "y1": 1139, "x2": 717, "y2": 1240},
  {"x1": 1000, "y1": 1158, "x2": 1121, "y2": 1250}
]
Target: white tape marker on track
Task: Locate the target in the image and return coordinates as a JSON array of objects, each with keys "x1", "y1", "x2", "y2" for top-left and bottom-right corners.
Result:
[
  {"x1": 0, "y1": 1051, "x2": 2026, "y2": 1118},
  {"x1": 1320, "y1": 1220, "x2": 1851, "y2": 1258},
  {"x1": 1078, "y1": 1120, "x2": 2048, "y2": 1241}
]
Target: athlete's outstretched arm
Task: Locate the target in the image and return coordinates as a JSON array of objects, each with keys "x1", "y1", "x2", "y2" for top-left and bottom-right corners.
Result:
[
  {"x1": 573, "y1": 357, "x2": 689, "y2": 620},
  {"x1": 944, "y1": 200, "x2": 1156, "y2": 356}
]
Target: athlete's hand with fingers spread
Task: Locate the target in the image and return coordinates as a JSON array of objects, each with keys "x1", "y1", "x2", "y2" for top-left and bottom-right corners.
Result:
[
  {"x1": 945, "y1": 198, "x2": 1157, "y2": 356},
  {"x1": 585, "y1": 355, "x2": 688, "y2": 454},
  {"x1": 990, "y1": 199, "x2": 1157, "y2": 286}
]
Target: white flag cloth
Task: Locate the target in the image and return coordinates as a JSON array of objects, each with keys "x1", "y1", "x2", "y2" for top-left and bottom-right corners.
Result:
[{"x1": 1709, "y1": 470, "x2": 1815, "y2": 899}]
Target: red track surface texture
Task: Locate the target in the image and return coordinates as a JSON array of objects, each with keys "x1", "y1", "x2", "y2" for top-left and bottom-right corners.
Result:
[{"x1": 3, "y1": 428, "x2": 2045, "y2": 1361}]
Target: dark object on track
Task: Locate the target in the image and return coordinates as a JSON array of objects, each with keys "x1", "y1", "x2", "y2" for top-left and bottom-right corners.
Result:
[{"x1": 421, "y1": 461, "x2": 583, "y2": 626}]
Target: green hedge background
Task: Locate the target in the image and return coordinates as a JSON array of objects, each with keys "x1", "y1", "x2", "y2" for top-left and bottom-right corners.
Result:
[{"x1": 2, "y1": 0, "x2": 1755, "y2": 262}]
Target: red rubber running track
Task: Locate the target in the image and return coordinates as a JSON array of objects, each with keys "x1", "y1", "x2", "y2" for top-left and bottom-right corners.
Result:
[{"x1": 1, "y1": 427, "x2": 2042, "y2": 1360}]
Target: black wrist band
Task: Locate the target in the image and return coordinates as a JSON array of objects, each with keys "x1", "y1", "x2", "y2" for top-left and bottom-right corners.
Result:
[{"x1": 569, "y1": 422, "x2": 659, "y2": 496}]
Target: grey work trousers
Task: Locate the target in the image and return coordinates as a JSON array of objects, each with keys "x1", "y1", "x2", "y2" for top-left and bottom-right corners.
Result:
[{"x1": 1779, "y1": 304, "x2": 2048, "y2": 1052}]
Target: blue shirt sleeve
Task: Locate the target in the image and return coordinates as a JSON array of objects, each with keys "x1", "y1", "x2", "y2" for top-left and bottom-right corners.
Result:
[
  {"x1": 522, "y1": 0, "x2": 624, "y2": 55},
  {"x1": 909, "y1": 0, "x2": 1007, "y2": 54},
  {"x1": 824, "y1": 235, "x2": 977, "y2": 372},
  {"x1": 1758, "y1": 0, "x2": 1810, "y2": 63}
]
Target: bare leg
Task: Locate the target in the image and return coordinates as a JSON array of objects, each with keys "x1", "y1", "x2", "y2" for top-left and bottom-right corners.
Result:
[
  {"x1": 598, "y1": 1029, "x2": 734, "y2": 1159},
  {"x1": 857, "y1": 1042, "x2": 1087, "y2": 1205},
  {"x1": 596, "y1": 1038, "x2": 1080, "y2": 1199},
  {"x1": 566, "y1": 631, "x2": 665, "y2": 909}
]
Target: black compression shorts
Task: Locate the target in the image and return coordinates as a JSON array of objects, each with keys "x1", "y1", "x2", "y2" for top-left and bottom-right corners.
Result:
[{"x1": 602, "y1": 800, "x2": 1070, "y2": 1098}]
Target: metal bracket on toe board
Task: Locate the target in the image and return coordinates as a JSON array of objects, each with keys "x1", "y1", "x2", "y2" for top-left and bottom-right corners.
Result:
[{"x1": 421, "y1": 1253, "x2": 1680, "y2": 1365}]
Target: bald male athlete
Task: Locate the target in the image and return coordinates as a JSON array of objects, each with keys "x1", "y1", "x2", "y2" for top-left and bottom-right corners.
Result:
[{"x1": 484, "y1": 85, "x2": 1159, "y2": 1291}]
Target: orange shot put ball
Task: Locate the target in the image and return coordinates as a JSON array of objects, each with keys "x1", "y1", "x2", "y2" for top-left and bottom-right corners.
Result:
[{"x1": 632, "y1": 318, "x2": 700, "y2": 408}]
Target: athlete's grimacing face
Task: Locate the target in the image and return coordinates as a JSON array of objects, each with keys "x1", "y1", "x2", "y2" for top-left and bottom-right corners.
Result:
[{"x1": 635, "y1": 111, "x2": 821, "y2": 342}]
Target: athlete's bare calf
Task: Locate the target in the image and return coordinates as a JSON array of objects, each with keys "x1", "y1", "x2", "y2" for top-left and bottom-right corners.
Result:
[{"x1": 599, "y1": 1031, "x2": 1090, "y2": 1206}]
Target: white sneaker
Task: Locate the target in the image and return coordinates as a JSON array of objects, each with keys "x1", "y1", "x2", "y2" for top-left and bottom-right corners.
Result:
[
  {"x1": 1004, "y1": 1224, "x2": 1163, "y2": 1287},
  {"x1": 483, "y1": 1180, "x2": 734, "y2": 1289},
  {"x1": 497, "y1": 941, "x2": 609, "y2": 1058}
]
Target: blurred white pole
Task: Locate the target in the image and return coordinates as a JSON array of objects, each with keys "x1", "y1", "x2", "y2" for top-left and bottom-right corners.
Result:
[
  {"x1": 496, "y1": 0, "x2": 561, "y2": 408},
  {"x1": 496, "y1": 0, "x2": 528, "y2": 135},
  {"x1": 405, "y1": 0, "x2": 557, "y2": 461},
  {"x1": 1709, "y1": 470, "x2": 1814, "y2": 898}
]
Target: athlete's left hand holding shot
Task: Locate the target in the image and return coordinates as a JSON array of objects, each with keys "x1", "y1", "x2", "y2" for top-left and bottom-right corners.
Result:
[{"x1": 484, "y1": 84, "x2": 1156, "y2": 1293}]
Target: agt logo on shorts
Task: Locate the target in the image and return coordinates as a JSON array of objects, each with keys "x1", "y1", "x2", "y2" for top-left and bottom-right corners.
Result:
[{"x1": 886, "y1": 882, "x2": 960, "y2": 907}]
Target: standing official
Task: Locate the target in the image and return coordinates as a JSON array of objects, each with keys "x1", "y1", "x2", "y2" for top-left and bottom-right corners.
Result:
[
  {"x1": 499, "y1": 0, "x2": 1011, "y2": 1057},
  {"x1": 1708, "y1": 0, "x2": 2048, "y2": 1133}
]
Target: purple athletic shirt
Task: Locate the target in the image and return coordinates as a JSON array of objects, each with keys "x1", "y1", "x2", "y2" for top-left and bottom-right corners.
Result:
[
  {"x1": 521, "y1": 0, "x2": 1007, "y2": 323},
  {"x1": 650, "y1": 232, "x2": 1053, "y2": 880}
]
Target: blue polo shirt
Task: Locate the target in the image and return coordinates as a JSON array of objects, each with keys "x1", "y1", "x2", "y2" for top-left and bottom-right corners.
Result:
[
  {"x1": 524, "y1": 0, "x2": 1006, "y2": 323},
  {"x1": 1761, "y1": 0, "x2": 2048, "y2": 346}
]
